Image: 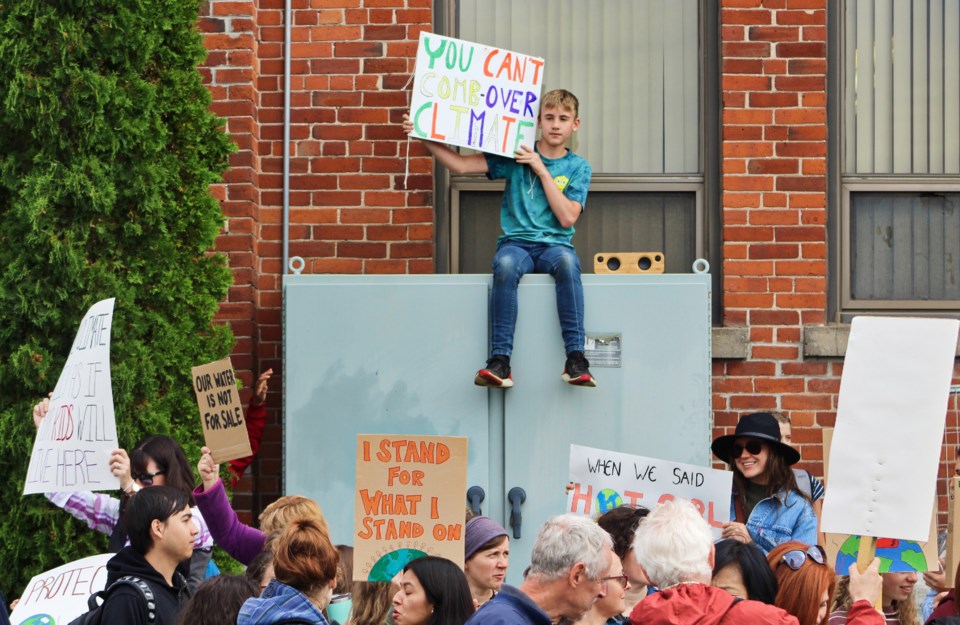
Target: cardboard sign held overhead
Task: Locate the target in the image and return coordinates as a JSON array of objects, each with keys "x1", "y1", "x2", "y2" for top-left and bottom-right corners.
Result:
[
  {"x1": 192, "y1": 357, "x2": 252, "y2": 464},
  {"x1": 409, "y1": 32, "x2": 544, "y2": 157},
  {"x1": 10, "y1": 553, "x2": 111, "y2": 624},
  {"x1": 353, "y1": 434, "x2": 468, "y2": 582},
  {"x1": 820, "y1": 316, "x2": 960, "y2": 541},
  {"x1": 25, "y1": 298, "x2": 119, "y2": 495},
  {"x1": 567, "y1": 444, "x2": 732, "y2": 540}
]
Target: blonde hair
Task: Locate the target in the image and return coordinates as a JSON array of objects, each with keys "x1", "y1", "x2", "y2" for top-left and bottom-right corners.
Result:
[
  {"x1": 541, "y1": 89, "x2": 579, "y2": 118},
  {"x1": 259, "y1": 495, "x2": 329, "y2": 535}
]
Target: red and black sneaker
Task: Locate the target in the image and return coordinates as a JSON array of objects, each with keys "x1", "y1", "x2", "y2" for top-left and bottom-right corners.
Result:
[
  {"x1": 562, "y1": 351, "x2": 597, "y2": 387},
  {"x1": 475, "y1": 355, "x2": 513, "y2": 388}
]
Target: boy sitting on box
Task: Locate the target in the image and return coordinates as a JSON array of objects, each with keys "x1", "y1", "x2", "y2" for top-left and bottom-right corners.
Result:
[{"x1": 403, "y1": 89, "x2": 596, "y2": 388}]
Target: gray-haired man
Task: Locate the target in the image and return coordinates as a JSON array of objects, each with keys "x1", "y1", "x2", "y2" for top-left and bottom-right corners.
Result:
[{"x1": 465, "y1": 513, "x2": 616, "y2": 625}]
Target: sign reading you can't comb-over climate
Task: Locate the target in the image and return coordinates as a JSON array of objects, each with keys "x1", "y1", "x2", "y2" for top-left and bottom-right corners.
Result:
[{"x1": 409, "y1": 32, "x2": 544, "y2": 157}]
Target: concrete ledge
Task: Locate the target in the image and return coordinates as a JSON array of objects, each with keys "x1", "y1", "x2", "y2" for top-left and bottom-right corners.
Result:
[
  {"x1": 712, "y1": 326, "x2": 749, "y2": 359},
  {"x1": 804, "y1": 323, "x2": 960, "y2": 357},
  {"x1": 802, "y1": 324, "x2": 849, "y2": 357}
]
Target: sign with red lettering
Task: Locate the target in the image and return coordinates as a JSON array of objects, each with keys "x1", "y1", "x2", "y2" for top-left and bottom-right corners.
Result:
[
  {"x1": 24, "y1": 298, "x2": 118, "y2": 495},
  {"x1": 10, "y1": 553, "x2": 111, "y2": 624},
  {"x1": 567, "y1": 444, "x2": 732, "y2": 539},
  {"x1": 353, "y1": 434, "x2": 468, "y2": 581},
  {"x1": 192, "y1": 357, "x2": 253, "y2": 464},
  {"x1": 408, "y1": 32, "x2": 544, "y2": 157}
]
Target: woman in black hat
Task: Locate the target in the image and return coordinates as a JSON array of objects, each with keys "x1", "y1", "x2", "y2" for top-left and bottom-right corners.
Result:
[{"x1": 711, "y1": 412, "x2": 818, "y2": 555}]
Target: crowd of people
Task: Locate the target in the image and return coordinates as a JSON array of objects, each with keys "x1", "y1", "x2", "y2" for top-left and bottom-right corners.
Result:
[{"x1": 6, "y1": 389, "x2": 957, "y2": 625}]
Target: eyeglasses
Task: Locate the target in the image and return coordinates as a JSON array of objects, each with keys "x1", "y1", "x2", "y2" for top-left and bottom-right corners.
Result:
[
  {"x1": 134, "y1": 470, "x2": 166, "y2": 486},
  {"x1": 600, "y1": 574, "x2": 630, "y2": 589},
  {"x1": 779, "y1": 545, "x2": 826, "y2": 570},
  {"x1": 731, "y1": 440, "x2": 764, "y2": 458}
]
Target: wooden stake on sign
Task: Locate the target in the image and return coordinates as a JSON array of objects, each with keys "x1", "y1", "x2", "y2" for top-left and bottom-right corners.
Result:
[
  {"x1": 946, "y1": 477, "x2": 960, "y2": 583},
  {"x1": 856, "y1": 535, "x2": 880, "y2": 610}
]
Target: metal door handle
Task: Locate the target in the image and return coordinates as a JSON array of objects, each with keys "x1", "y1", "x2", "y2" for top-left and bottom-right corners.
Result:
[
  {"x1": 508, "y1": 487, "x2": 526, "y2": 539},
  {"x1": 467, "y1": 486, "x2": 485, "y2": 516}
]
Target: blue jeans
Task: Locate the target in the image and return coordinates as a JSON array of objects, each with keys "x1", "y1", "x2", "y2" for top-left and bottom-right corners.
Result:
[{"x1": 490, "y1": 240, "x2": 585, "y2": 357}]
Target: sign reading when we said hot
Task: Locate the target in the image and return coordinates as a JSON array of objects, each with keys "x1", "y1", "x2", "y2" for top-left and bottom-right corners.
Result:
[{"x1": 409, "y1": 32, "x2": 544, "y2": 157}]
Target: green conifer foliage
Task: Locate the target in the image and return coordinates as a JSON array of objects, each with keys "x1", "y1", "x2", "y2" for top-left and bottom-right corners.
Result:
[{"x1": 0, "y1": 0, "x2": 235, "y2": 591}]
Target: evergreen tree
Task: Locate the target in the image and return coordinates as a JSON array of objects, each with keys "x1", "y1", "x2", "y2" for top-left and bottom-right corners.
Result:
[{"x1": 0, "y1": 0, "x2": 235, "y2": 591}]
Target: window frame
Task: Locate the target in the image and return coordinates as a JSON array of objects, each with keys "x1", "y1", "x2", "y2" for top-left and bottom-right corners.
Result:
[
  {"x1": 432, "y1": 0, "x2": 720, "y2": 319},
  {"x1": 831, "y1": 0, "x2": 960, "y2": 317}
]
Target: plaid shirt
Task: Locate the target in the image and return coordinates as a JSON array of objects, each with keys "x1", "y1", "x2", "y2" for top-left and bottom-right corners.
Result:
[{"x1": 46, "y1": 491, "x2": 214, "y2": 549}]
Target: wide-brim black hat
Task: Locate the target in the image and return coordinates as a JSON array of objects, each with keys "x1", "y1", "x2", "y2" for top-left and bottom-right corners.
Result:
[{"x1": 711, "y1": 412, "x2": 801, "y2": 466}]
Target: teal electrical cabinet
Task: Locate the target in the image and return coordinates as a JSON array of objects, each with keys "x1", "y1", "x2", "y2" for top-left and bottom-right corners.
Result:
[{"x1": 284, "y1": 273, "x2": 711, "y2": 580}]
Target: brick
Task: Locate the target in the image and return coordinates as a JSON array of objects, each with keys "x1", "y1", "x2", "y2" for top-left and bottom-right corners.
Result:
[
  {"x1": 775, "y1": 75, "x2": 825, "y2": 91},
  {"x1": 723, "y1": 42, "x2": 772, "y2": 57},
  {"x1": 338, "y1": 242, "x2": 388, "y2": 258},
  {"x1": 749, "y1": 309, "x2": 800, "y2": 325},
  {"x1": 776, "y1": 176, "x2": 825, "y2": 192},
  {"x1": 723, "y1": 58, "x2": 764, "y2": 74},
  {"x1": 749, "y1": 92, "x2": 799, "y2": 108},
  {"x1": 747, "y1": 158, "x2": 798, "y2": 174},
  {"x1": 776, "y1": 293, "x2": 825, "y2": 308},
  {"x1": 335, "y1": 42, "x2": 383, "y2": 57},
  {"x1": 722, "y1": 76, "x2": 773, "y2": 93},
  {"x1": 749, "y1": 243, "x2": 799, "y2": 259},
  {"x1": 775, "y1": 260, "x2": 826, "y2": 276},
  {"x1": 749, "y1": 26, "x2": 799, "y2": 41},
  {"x1": 775, "y1": 108, "x2": 825, "y2": 125},
  {"x1": 723, "y1": 9, "x2": 773, "y2": 25},
  {"x1": 725, "y1": 226, "x2": 774, "y2": 242},
  {"x1": 724, "y1": 142, "x2": 774, "y2": 157}
]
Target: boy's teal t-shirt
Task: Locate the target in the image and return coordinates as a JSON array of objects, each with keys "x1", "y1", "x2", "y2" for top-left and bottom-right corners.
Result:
[{"x1": 484, "y1": 146, "x2": 592, "y2": 248}]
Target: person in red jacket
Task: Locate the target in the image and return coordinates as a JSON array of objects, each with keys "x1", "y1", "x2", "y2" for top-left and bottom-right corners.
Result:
[
  {"x1": 227, "y1": 368, "x2": 272, "y2": 485},
  {"x1": 628, "y1": 498, "x2": 885, "y2": 625}
]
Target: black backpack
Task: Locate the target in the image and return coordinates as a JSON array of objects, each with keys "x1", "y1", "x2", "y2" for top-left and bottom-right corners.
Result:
[{"x1": 67, "y1": 576, "x2": 157, "y2": 625}]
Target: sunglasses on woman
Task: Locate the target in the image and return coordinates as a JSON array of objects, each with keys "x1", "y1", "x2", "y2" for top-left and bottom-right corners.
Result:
[
  {"x1": 134, "y1": 470, "x2": 166, "y2": 486},
  {"x1": 731, "y1": 440, "x2": 764, "y2": 458},
  {"x1": 779, "y1": 545, "x2": 826, "y2": 570}
]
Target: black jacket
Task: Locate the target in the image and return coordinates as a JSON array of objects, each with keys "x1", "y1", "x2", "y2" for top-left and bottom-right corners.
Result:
[{"x1": 101, "y1": 547, "x2": 192, "y2": 625}]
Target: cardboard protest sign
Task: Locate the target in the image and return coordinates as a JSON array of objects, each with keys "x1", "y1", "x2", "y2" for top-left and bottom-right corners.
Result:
[
  {"x1": 192, "y1": 357, "x2": 252, "y2": 464},
  {"x1": 567, "y1": 444, "x2": 732, "y2": 539},
  {"x1": 25, "y1": 298, "x2": 118, "y2": 494},
  {"x1": 353, "y1": 435, "x2": 468, "y2": 581},
  {"x1": 820, "y1": 316, "x2": 960, "y2": 541},
  {"x1": 9, "y1": 553, "x2": 111, "y2": 625},
  {"x1": 947, "y1": 477, "x2": 960, "y2": 581},
  {"x1": 409, "y1": 32, "x2": 544, "y2": 157}
]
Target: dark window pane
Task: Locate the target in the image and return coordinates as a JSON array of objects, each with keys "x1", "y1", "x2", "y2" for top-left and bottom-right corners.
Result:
[
  {"x1": 850, "y1": 192, "x2": 960, "y2": 301},
  {"x1": 457, "y1": 190, "x2": 697, "y2": 275}
]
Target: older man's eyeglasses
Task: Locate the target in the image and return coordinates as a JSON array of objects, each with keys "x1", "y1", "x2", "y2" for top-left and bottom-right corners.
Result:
[{"x1": 600, "y1": 574, "x2": 629, "y2": 589}]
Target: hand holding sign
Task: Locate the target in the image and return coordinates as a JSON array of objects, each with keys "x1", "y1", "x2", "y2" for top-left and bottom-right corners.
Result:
[
  {"x1": 198, "y1": 446, "x2": 220, "y2": 491},
  {"x1": 24, "y1": 298, "x2": 119, "y2": 495}
]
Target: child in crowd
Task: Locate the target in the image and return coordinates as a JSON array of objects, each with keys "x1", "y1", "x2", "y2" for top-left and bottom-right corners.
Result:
[{"x1": 403, "y1": 89, "x2": 596, "y2": 389}]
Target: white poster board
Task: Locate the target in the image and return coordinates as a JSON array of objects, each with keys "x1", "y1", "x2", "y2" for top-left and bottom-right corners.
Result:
[
  {"x1": 408, "y1": 32, "x2": 544, "y2": 157},
  {"x1": 9, "y1": 553, "x2": 111, "y2": 625},
  {"x1": 567, "y1": 444, "x2": 732, "y2": 539},
  {"x1": 820, "y1": 316, "x2": 959, "y2": 541},
  {"x1": 24, "y1": 298, "x2": 119, "y2": 495}
]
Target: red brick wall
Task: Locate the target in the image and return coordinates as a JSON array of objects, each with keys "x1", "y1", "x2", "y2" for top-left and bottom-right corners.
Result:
[
  {"x1": 203, "y1": 0, "x2": 436, "y2": 523},
  {"x1": 716, "y1": 0, "x2": 831, "y2": 480},
  {"x1": 203, "y1": 0, "x2": 960, "y2": 528}
]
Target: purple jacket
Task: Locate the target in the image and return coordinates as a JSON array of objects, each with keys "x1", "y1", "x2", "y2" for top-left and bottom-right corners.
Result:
[{"x1": 193, "y1": 478, "x2": 265, "y2": 565}]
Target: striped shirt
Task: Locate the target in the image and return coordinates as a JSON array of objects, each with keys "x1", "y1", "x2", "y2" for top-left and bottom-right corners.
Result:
[{"x1": 46, "y1": 491, "x2": 214, "y2": 549}]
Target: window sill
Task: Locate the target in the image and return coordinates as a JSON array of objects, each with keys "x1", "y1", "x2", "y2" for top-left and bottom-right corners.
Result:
[{"x1": 804, "y1": 323, "x2": 960, "y2": 357}]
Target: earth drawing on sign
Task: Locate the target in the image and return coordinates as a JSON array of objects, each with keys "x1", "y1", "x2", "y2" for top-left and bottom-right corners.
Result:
[{"x1": 835, "y1": 536, "x2": 928, "y2": 573}]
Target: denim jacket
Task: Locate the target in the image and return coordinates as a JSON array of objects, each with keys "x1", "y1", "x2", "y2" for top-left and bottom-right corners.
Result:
[{"x1": 729, "y1": 488, "x2": 818, "y2": 554}]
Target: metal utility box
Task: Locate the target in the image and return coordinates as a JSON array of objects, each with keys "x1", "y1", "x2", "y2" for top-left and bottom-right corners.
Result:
[{"x1": 284, "y1": 273, "x2": 711, "y2": 579}]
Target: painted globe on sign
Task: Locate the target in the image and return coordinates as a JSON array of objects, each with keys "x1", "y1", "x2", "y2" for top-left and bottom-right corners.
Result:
[
  {"x1": 595, "y1": 488, "x2": 623, "y2": 515},
  {"x1": 368, "y1": 548, "x2": 428, "y2": 582},
  {"x1": 17, "y1": 615, "x2": 54, "y2": 625},
  {"x1": 835, "y1": 536, "x2": 928, "y2": 573}
]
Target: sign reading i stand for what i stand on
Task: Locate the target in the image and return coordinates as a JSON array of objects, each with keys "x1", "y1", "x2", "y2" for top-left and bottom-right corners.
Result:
[{"x1": 409, "y1": 32, "x2": 544, "y2": 158}]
